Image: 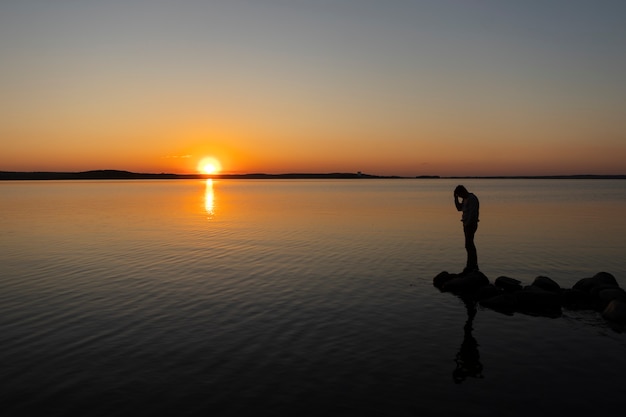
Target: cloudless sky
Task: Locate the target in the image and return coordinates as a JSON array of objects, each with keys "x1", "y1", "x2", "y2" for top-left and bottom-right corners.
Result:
[{"x1": 1, "y1": 0, "x2": 625, "y2": 176}]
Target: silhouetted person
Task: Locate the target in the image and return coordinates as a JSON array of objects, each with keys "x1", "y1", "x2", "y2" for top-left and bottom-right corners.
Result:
[
  {"x1": 453, "y1": 297, "x2": 483, "y2": 383},
  {"x1": 454, "y1": 185, "x2": 479, "y2": 274}
]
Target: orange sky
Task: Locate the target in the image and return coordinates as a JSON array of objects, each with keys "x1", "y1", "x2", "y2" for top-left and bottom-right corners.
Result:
[{"x1": 1, "y1": 1, "x2": 625, "y2": 176}]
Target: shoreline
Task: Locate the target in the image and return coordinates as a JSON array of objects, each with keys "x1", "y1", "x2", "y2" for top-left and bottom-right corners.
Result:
[{"x1": 1, "y1": 170, "x2": 625, "y2": 181}]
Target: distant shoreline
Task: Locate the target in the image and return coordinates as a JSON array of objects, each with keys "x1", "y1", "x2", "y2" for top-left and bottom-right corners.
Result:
[
  {"x1": 1, "y1": 170, "x2": 625, "y2": 181},
  {"x1": 0, "y1": 170, "x2": 403, "y2": 181}
]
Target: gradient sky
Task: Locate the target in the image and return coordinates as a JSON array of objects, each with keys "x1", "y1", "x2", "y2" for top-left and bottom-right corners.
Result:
[{"x1": 1, "y1": 0, "x2": 625, "y2": 176}]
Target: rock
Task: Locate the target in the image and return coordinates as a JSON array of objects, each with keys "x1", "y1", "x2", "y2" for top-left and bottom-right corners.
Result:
[
  {"x1": 570, "y1": 272, "x2": 622, "y2": 311},
  {"x1": 515, "y1": 286, "x2": 562, "y2": 317},
  {"x1": 435, "y1": 270, "x2": 623, "y2": 325},
  {"x1": 590, "y1": 284, "x2": 621, "y2": 300},
  {"x1": 531, "y1": 276, "x2": 561, "y2": 292},
  {"x1": 573, "y1": 277, "x2": 598, "y2": 293},
  {"x1": 433, "y1": 271, "x2": 456, "y2": 290},
  {"x1": 495, "y1": 276, "x2": 522, "y2": 292},
  {"x1": 573, "y1": 272, "x2": 619, "y2": 294},
  {"x1": 562, "y1": 289, "x2": 594, "y2": 310},
  {"x1": 602, "y1": 300, "x2": 626, "y2": 323},
  {"x1": 479, "y1": 293, "x2": 517, "y2": 315},
  {"x1": 597, "y1": 288, "x2": 626, "y2": 310},
  {"x1": 473, "y1": 284, "x2": 501, "y2": 301},
  {"x1": 441, "y1": 270, "x2": 490, "y2": 295},
  {"x1": 599, "y1": 287, "x2": 626, "y2": 302},
  {"x1": 594, "y1": 271, "x2": 619, "y2": 287}
]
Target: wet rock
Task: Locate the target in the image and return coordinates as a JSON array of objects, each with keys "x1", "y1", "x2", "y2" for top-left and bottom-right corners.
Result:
[
  {"x1": 569, "y1": 272, "x2": 621, "y2": 311},
  {"x1": 573, "y1": 277, "x2": 597, "y2": 293},
  {"x1": 434, "y1": 270, "x2": 623, "y2": 326},
  {"x1": 473, "y1": 284, "x2": 501, "y2": 301},
  {"x1": 531, "y1": 276, "x2": 561, "y2": 292},
  {"x1": 573, "y1": 272, "x2": 619, "y2": 293},
  {"x1": 515, "y1": 286, "x2": 562, "y2": 317},
  {"x1": 441, "y1": 271, "x2": 490, "y2": 295},
  {"x1": 562, "y1": 289, "x2": 594, "y2": 310},
  {"x1": 494, "y1": 276, "x2": 522, "y2": 292},
  {"x1": 590, "y1": 284, "x2": 621, "y2": 300},
  {"x1": 597, "y1": 288, "x2": 626, "y2": 310},
  {"x1": 479, "y1": 293, "x2": 517, "y2": 315},
  {"x1": 433, "y1": 271, "x2": 456, "y2": 290},
  {"x1": 594, "y1": 271, "x2": 619, "y2": 287},
  {"x1": 480, "y1": 284, "x2": 562, "y2": 317},
  {"x1": 602, "y1": 300, "x2": 626, "y2": 324}
]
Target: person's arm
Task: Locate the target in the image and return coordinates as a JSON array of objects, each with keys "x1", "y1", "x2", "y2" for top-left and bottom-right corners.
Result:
[{"x1": 454, "y1": 192, "x2": 463, "y2": 211}]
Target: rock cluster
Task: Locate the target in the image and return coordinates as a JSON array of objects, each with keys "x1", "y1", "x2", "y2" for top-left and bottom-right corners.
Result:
[{"x1": 433, "y1": 270, "x2": 626, "y2": 324}]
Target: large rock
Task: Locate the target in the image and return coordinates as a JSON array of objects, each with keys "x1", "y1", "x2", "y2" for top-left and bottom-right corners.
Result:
[
  {"x1": 515, "y1": 286, "x2": 562, "y2": 317},
  {"x1": 494, "y1": 276, "x2": 522, "y2": 292},
  {"x1": 594, "y1": 271, "x2": 619, "y2": 287},
  {"x1": 573, "y1": 272, "x2": 619, "y2": 293},
  {"x1": 435, "y1": 270, "x2": 623, "y2": 325},
  {"x1": 571, "y1": 272, "x2": 621, "y2": 311},
  {"x1": 573, "y1": 277, "x2": 596, "y2": 293},
  {"x1": 480, "y1": 285, "x2": 562, "y2": 317},
  {"x1": 597, "y1": 288, "x2": 626, "y2": 310},
  {"x1": 433, "y1": 271, "x2": 456, "y2": 290},
  {"x1": 479, "y1": 293, "x2": 517, "y2": 315},
  {"x1": 473, "y1": 284, "x2": 501, "y2": 301},
  {"x1": 531, "y1": 276, "x2": 561, "y2": 292},
  {"x1": 433, "y1": 270, "x2": 490, "y2": 295},
  {"x1": 561, "y1": 289, "x2": 594, "y2": 310}
]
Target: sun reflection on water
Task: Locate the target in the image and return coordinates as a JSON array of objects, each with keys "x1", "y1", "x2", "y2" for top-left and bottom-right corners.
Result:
[{"x1": 204, "y1": 179, "x2": 215, "y2": 219}]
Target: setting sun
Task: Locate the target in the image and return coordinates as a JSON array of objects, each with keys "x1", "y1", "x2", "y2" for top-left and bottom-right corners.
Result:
[{"x1": 198, "y1": 157, "x2": 221, "y2": 175}]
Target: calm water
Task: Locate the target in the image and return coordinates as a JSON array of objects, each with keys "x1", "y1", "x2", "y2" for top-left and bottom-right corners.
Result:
[{"x1": 1, "y1": 179, "x2": 625, "y2": 416}]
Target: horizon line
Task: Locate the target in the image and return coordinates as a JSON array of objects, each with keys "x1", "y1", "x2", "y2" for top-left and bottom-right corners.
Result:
[{"x1": 1, "y1": 169, "x2": 625, "y2": 180}]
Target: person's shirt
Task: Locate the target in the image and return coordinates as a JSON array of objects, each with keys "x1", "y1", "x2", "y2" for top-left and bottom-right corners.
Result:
[{"x1": 460, "y1": 193, "x2": 479, "y2": 226}]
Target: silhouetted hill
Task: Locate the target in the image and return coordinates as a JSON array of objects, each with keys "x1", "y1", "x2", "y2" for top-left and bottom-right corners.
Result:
[
  {"x1": 1, "y1": 171, "x2": 624, "y2": 181},
  {"x1": 0, "y1": 170, "x2": 400, "y2": 180},
  {"x1": 447, "y1": 174, "x2": 626, "y2": 179},
  {"x1": 0, "y1": 170, "x2": 182, "y2": 180}
]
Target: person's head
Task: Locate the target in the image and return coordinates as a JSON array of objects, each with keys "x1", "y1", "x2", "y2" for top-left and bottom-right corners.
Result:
[{"x1": 454, "y1": 185, "x2": 469, "y2": 198}]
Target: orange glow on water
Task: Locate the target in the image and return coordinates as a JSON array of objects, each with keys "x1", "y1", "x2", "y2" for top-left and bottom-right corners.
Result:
[{"x1": 204, "y1": 179, "x2": 215, "y2": 219}]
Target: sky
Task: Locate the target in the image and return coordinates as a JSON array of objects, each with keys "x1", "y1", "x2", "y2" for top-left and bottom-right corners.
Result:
[{"x1": 1, "y1": 0, "x2": 625, "y2": 176}]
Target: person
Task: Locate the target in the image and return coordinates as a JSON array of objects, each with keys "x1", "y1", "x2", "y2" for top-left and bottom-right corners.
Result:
[{"x1": 454, "y1": 185, "x2": 479, "y2": 273}]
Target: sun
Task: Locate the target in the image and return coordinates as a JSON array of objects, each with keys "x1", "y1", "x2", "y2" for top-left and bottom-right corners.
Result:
[
  {"x1": 198, "y1": 157, "x2": 222, "y2": 175},
  {"x1": 202, "y1": 163, "x2": 217, "y2": 175}
]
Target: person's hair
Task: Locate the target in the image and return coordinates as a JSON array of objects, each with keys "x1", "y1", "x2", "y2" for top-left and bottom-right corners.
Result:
[{"x1": 455, "y1": 185, "x2": 468, "y2": 196}]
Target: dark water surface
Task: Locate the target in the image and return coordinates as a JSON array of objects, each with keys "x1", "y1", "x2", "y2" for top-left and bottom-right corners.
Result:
[{"x1": 1, "y1": 179, "x2": 625, "y2": 416}]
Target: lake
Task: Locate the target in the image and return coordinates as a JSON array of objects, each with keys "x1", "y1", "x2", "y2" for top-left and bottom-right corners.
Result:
[{"x1": 1, "y1": 179, "x2": 625, "y2": 416}]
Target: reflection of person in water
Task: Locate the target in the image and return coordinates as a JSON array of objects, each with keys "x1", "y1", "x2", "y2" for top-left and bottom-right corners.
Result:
[{"x1": 453, "y1": 297, "x2": 484, "y2": 383}]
